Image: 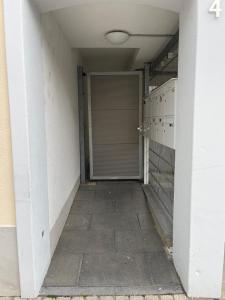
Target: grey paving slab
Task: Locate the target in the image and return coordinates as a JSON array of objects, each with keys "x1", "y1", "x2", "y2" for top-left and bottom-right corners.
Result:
[
  {"x1": 79, "y1": 183, "x2": 97, "y2": 191},
  {"x1": 132, "y1": 190, "x2": 147, "y2": 202},
  {"x1": 95, "y1": 190, "x2": 114, "y2": 201},
  {"x1": 64, "y1": 213, "x2": 91, "y2": 231},
  {"x1": 140, "y1": 252, "x2": 180, "y2": 285},
  {"x1": 91, "y1": 213, "x2": 140, "y2": 230},
  {"x1": 95, "y1": 182, "x2": 117, "y2": 190},
  {"x1": 112, "y1": 285, "x2": 183, "y2": 295},
  {"x1": 116, "y1": 197, "x2": 147, "y2": 213},
  {"x1": 97, "y1": 181, "x2": 132, "y2": 186},
  {"x1": 43, "y1": 253, "x2": 82, "y2": 287},
  {"x1": 95, "y1": 188, "x2": 133, "y2": 201},
  {"x1": 71, "y1": 199, "x2": 115, "y2": 214},
  {"x1": 113, "y1": 189, "x2": 133, "y2": 201},
  {"x1": 55, "y1": 229, "x2": 115, "y2": 254},
  {"x1": 41, "y1": 284, "x2": 183, "y2": 296},
  {"x1": 138, "y1": 213, "x2": 155, "y2": 231},
  {"x1": 96, "y1": 181, "x2": 141, "y2": 191},
  {"x1": 42, "y1": 181, "x2": 182, "y2": 294},
  {"x1": 116, "y1": 230, "x2": 163, "y2": 253},
  {"x1": 79, "y1": 253, "x2": 153, "y2": 287},
  {"x1": 115, "y1": 182, "x2": 142, "y2": 191},
  {"x1": 75, "y1": 190, "x2": 95, "y2": 201},
  {"x1": 41, "y1": 286, "x2": 115, "y2": 296}
]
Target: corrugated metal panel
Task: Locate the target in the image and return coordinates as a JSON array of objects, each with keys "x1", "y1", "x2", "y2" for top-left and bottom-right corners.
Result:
[
  {"x1": 93, "y1": 144, "x2": 139, "y2": 177},
  {"x1": 91, "y1": 75, "x2": 139, "y2": 110},
  {"x1": 92, "y1": 110, "x2": 139, "y2": 144},
  {"x1": 89, "y1": 74, "x2": 141, "y2": 179}
]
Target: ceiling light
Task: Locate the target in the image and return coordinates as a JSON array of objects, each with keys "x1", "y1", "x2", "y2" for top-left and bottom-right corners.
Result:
[
  {"x1": 105, "y1": 30, "x2": 130, "y2": 45},
  {"x1": 105, "y1": 30, "x2": 176, "y2": 45}
]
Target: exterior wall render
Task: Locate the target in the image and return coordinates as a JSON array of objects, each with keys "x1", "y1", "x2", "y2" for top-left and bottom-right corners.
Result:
[
  {"x1": 0, "y1": 0, "x2": 20, "y2": 295},
  {"x1": 41, "y1": 13, "x2": 81, "y2": 231},
  {"x1": 3, "y1": 1, "x2": 82, "y2": 296},
  {"x1": 0, "y1": 0, "x2": 16, "y2": 227},
  {"x1": 173, "y1": 0, "x2": 225, "y2": 298}
]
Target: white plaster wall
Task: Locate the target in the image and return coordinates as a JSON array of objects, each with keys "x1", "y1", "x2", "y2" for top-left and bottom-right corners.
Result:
[
  {"x1": 4, "y1": 2, "x2": 81, "y2": 295},
  {"x1": 174, "y1": 0, "x2": 225, "y2": 298},
  {"x1": 41, "y1": 13, "x2": 81, "y2": 230},
  {"x1": 4, "y1": 0, "x2": 50, "y2": 296},
  {"x1": 173, "y1": 0, "x2": 197, "y2": 289},
  {"x1": 0, "y1": 0, "x2": 16, "y2": 227}
]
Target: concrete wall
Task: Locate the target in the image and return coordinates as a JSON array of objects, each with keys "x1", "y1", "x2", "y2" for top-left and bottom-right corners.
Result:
[
  {"x1": 0, "y1": 0, "x2": 20, "y2": 295},
  {"x1": 41, "y1": 13, "x2": 81, "y2": 253}
]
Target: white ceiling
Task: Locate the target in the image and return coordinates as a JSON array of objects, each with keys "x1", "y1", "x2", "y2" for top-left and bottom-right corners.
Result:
[
  {"x1": 34, "y1": 0, "x2": 183, "y2": 14},
  {"x1": 50, "y1": 3, "x2": 179, "y2": 71},
  {"x1": 79, "y1": 48, "x2": 138, "y2": 72}
]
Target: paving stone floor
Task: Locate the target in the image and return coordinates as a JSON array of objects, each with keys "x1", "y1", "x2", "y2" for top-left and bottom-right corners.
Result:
[
  {"x1": 41, "y1": 181, "x2": 182, "y2": 296},
  {"x1": 1, "y1": 295, "x2": 216, "y2": 300}
]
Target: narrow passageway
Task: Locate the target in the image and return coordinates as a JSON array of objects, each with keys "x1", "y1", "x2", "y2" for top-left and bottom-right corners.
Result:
[{"x1": 42, "y1": 181, "x2": 182, "y2": 296}]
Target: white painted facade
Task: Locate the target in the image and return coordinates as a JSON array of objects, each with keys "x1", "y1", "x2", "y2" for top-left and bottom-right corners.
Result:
[
  {"x1": 2, "y1": 0, "x2": 225, "y2": 298},
  {"x1": 3, "y1": 0, "x2": 82, "y2": 295},
  {"x1": 3, "y1": 0, "x2": 50, "y2": 295},
  {"x1": 173, "y1": 0, "x2": 225, "y2": 297},
  {"x1": 41, "y1": 13, "x2": 81, "y2": 230}
]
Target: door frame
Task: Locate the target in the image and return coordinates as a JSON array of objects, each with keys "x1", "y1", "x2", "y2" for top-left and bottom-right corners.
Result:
[{"x1": 87, "y1": 71, "x2": 143, "y2": 180}]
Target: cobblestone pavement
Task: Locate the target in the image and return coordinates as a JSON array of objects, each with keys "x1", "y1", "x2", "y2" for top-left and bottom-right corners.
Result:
[{"x1": 0, "y1": 294, "x2": 223, "y2": 300}]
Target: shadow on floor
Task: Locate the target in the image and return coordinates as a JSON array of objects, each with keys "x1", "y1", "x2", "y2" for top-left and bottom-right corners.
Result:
[{"x1": 41, "y1": 181, "x2": 182, "y2": 296}]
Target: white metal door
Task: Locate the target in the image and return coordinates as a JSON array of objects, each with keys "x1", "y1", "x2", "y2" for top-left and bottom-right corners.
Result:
[{"x1": 88, "y1": 72, "x2": 143, "y2": 180}]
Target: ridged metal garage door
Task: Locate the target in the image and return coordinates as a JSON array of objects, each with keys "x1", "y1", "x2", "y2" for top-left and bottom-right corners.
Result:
[{"x1": 88, "y1": 72, "x2": 142, "y2": 180}]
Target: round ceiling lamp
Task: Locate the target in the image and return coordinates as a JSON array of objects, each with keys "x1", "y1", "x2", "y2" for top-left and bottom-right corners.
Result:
[
  {"x1": 105, "y1": 30, "x2": 130, "y2": 45},
  {"x1": 105, "y1": 30, "x2": 176, "y2": 45}
]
